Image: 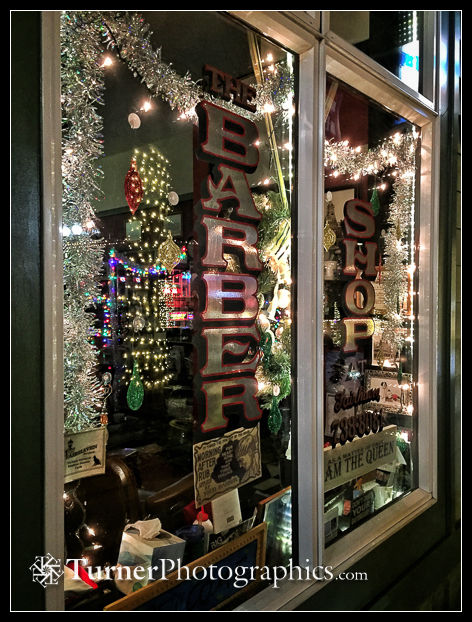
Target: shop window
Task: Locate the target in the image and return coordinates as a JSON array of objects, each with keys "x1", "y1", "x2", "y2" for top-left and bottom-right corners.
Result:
[
  {"x1": 323, "y1": 76, "x2": 419, "y2": 546},
  {"x1": 329, "y1": 11, "x2": 434, "y2": 100},
  {"x1": 61, "y1": 11, "x2": 297, "y2": 610}
]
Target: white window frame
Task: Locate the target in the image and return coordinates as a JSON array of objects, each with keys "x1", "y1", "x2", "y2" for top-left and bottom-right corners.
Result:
[
  {"x1": 230, "y1": 10, "x2": 439, "y2": 611},
  {"x1": 321, "y1": 10, "x2": 438, "y2": 111},
  {"x1": 41, "y1": 9, "x2": 440, "y2": 611},
  {"x1": 42, "y1": 10, "x2": 65, "y2": 613}
]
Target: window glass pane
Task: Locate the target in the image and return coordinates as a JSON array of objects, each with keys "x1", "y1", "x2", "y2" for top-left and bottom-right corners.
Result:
[
  {"x1": 61, "y1": 10, "x2": 296, "y2": 609},
  {"x1": 323, "y1": 76, "x2": 419, "y2": 546},
  {"x1": 330, "y1": 11, "x2": 433, "y2": 99}
]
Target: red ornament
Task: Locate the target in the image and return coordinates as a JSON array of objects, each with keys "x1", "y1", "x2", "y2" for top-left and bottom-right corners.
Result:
[{"x1": 124, "y1": 157, "x2": 143, "y2": 215}]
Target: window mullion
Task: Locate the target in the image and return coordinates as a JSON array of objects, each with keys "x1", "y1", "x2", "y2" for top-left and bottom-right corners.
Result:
[{"x1": 296, "y1": 39, "x2": 326, "y2": 570}]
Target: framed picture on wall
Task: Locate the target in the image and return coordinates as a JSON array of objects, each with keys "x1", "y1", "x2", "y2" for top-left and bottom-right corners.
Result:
[
  {"x1": 255, "y1": 487, "x2": 292, "y2": 568},
  {"x1": 365, "y1": 370, "x2": 413, "y2": 413}
]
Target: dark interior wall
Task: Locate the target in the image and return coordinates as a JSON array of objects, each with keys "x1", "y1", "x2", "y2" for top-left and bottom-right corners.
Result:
[{"x1": 11, "y1": 11, "x2": 45, "y2": 611}]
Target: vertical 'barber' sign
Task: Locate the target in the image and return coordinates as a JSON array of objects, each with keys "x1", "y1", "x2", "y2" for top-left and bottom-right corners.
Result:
[{"x1": 193, "y1": 100, "x2": 263, "y2": 443}]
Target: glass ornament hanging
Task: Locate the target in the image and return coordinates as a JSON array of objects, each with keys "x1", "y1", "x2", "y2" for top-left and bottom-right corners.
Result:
[
  {"x1": 323, "y1": 220, "x2": 336, "y2": 252},
  {"x1": 260, "y1": 330, "x2": 274, "y2": 363},
  {"x1": 100, "y1": 372, "x2": 112, "y2": 425},
  {"x1": 124, "y1": 157, "x2": 144, "y2": 215},
  {"x1": 268, "y1": 394, "x2": 282, "y2": 434},
  {"x1": 397, "y1": 359, "x2": 403, "y2": 385},
  {"x1": 167, "y1": 190, "x2": 179, "y2": 206},
  {"x1": 127, "y1": 359, "x2": 144, "y2": 411},
  {"x1": 157, "y1": 231, "x2": 182, "y2": 272},
  {"x1": 128, "y1": 113, "x2": 141, "y2": 129},
  {"x1": 132, "y1": 314, "x2": 146, "y2": 332},
  {"x1": 370, "y1": 187, "x2": 381, "y2": 216}
]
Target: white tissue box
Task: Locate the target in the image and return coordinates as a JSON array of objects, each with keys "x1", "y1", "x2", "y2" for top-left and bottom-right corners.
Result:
[{"x1": 118, "y1": 527, "x2": 186, "y2": 580}]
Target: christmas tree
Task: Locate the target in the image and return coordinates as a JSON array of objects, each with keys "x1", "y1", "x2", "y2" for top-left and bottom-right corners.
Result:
[{"x1": 118, "y1": 146, "x2": 182, "y2": 407}]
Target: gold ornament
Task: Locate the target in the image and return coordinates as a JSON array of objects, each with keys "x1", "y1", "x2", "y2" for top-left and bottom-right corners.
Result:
[
  {"x1": 157, "y1": 232, "x2": 181, "y2": 272},
  {"x1": 323, "y1": 221, "x2": 336, "y2": 252}
]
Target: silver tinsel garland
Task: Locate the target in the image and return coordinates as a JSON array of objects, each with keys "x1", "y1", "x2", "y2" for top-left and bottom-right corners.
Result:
[
  {"x1": 64, "y1": 11, "x2": 294, "y2": 121},
  {"x1": 62, "y1": 12, "x2": 107, "y2": 432},
  {"x1": 60, "y1": 10, "x2": 295, "y2": 432}
]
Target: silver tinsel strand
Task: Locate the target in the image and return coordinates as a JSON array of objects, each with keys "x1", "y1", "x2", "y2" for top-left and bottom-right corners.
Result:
[{"x1": 62, "y1": 12, "x2": 107, "y2": 432}]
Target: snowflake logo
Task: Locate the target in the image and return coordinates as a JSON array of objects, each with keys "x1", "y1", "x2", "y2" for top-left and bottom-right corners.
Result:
[{"x1": 29, "y1": 553, "x2": 64, "y2": 588}]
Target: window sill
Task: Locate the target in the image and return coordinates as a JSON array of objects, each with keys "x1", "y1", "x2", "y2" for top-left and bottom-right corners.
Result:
[{"x1": 234, "y1": 488, "x2": 436, "y2": 611}]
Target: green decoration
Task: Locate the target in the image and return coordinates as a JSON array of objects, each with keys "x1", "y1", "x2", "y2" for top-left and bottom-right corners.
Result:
[
  {"x1": 396, "y1": 432, "x2": 408, "y2": 454},
  {"x1": 370, "y1": 187, "x2": 381, "y2": 216},
  {"x1": 278, "y1": 373, "x2": 291, "y2": 400},
  {"x1": 127, "y1": 359, "x2": 144, "y2": 411},
  {"x1": 260, "y1": 330, "x2": 274, "y2": 364},
  {"x1": 397, "y1": 360, "x2": 403, "y2": 385},
  {"x1": 268, "y1": 395, "x2": 283, "y2": 434}
]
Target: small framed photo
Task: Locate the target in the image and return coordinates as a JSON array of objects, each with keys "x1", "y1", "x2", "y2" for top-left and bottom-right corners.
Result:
[
  {"x1": 371, "y1": 324, "x2": 408, "y2": 367},
  {"x1": 255, "y1": 486, "x2": 292, "y2": 567},
  {"x1": 365, "y1": 370, "x2": 413, "y2": 413}
]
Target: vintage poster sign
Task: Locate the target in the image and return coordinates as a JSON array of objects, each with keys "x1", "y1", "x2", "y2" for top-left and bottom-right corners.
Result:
[
  {"x1": 64, "y1": 427, "x2": 107, "y2": 483},
  {"x1": 324, "y1": 424, "x2": 397, "y2": 492},
  {"x1": 193, "y1": 425, "x2": 262, "y2": 507}
]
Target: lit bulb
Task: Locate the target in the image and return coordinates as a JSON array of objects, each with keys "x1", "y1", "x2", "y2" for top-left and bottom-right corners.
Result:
[{"x1": 100, "y1": 56, "x2": 113, "y2": 68}]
